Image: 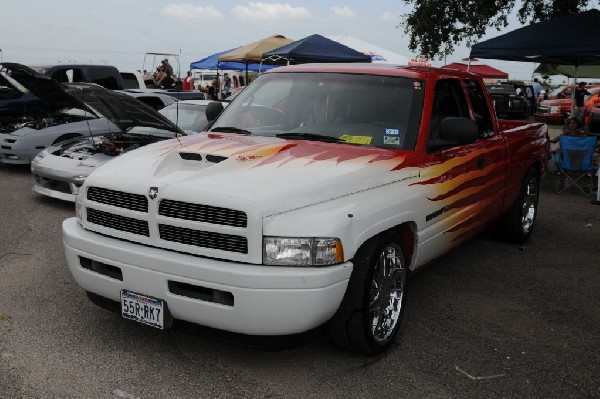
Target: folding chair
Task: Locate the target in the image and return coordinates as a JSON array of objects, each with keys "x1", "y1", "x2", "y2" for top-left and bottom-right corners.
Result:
[{"x1": 554, "y1": 135, "x2": 598, "y2": 196}]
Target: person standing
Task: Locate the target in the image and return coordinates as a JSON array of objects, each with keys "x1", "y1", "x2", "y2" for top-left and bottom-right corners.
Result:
[
  {"x1": 222, "y1": 73, "x2": 232, "y2": 99},
  {"x1": 531, "y1": 78, "x2": 543, "y2": 98},
  {"x1": 572, "y1": 82, "x2": 591, "y2": 122},
  {"x1": 182, "y1": 71, "x2": 194, "y2": 91}
]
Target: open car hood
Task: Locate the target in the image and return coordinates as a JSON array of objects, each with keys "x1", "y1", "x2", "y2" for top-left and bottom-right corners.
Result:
[
  {"x1": 1, "y1": 63, "x2": 183, "y2": 135},
  {"x1": 0, "y1": 62, "x2": 97, "y2": 115},
  {"x1": 64, "y1": 83, "x2": 184, "y2": 134}
]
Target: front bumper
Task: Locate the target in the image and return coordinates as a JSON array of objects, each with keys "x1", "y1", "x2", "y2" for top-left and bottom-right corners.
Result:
[
  {"x1": 0, "y1": 133, "x2": 38, "y2": 164},
  {"x1": 31, "y1": 157, "x2": 92, "y2": 202},
  {"x1": 63, "y1": 218, "x2": 353, "y2": 335}
]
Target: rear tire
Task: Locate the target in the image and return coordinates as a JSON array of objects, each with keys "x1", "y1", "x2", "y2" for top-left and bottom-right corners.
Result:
[
  {"x1": 327, "y1": 232, "x2": 407, "y2": 354},
  {"x1": 500, "y1": 167, "x2": 539, "y2": 243}
]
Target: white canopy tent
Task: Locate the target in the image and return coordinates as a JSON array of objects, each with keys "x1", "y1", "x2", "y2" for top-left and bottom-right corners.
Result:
[{"x1": 327, "y1": 35, "x2": 407, "y2": 65}]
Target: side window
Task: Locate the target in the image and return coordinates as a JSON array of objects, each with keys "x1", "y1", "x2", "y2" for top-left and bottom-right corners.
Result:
[
  {"x1": 465, "y1": 79, "x2": 494, "y2": 136},
  {"x1": 427, "y1": 78, "x2": 469, "y2": 151},
  {"x1": 88, "y1": 67, "x2": 120, "y2": 90}
]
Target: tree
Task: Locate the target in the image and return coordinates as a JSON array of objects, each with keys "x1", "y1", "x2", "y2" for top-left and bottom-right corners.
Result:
[{"x1": 401, "y1": 0, "x2": 593, "y2": 60}]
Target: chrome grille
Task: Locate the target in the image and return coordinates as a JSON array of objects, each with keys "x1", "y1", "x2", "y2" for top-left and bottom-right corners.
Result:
[
  {"x1": 87, "y1": 187, "x2": 148, "y2": 212},
  {"x1": 159, "y1": 224, "x2": 247, "y2": 253},
  {"x1": 159, "y1": 199, "x2": 247, "y2": 227},
  {"x1": 87, "y1": 208, "x2": 149, "y2": 236}
]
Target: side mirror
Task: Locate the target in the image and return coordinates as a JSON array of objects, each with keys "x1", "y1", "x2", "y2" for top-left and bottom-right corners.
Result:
[
  {"x1": 439, "y1": 117, "x2": 479, "y2": 145},
  {"x1": 205, "y1": 101, "x2": 224, "y2": 121}
]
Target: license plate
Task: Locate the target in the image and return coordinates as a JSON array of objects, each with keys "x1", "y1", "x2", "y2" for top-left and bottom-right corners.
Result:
[{"x1": 121, "y1": 290, "x2": 165, "y2": 329}]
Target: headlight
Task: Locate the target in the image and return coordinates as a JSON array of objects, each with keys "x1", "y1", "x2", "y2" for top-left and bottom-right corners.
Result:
[
  {"x1": 263, "y1": 237, "x2": 344, "y2": 266},
  {"x1": 75, "y1": 190, "x2": 84, "y2": 223},
  {"x1": 550, "y1": 106, "x2": 561, "y2": 114},
  {"x1": 33, "y1": 150, "x2": 48, "y2": 162}
]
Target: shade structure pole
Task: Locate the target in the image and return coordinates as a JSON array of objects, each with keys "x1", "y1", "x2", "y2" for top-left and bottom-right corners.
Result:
[
  {"x1": 570, "y1": 65, "x2": 579, "y2": 118},
  {"x1": 467, "y1": 58, "x2": 472, "y2": 72}
]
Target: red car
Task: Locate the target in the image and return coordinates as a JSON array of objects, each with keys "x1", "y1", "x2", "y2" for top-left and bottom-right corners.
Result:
[{"x1": 534, "y1": 86, "x2": 600, "y2": 125}]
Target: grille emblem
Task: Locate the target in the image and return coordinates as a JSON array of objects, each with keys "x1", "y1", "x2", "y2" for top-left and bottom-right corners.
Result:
[{"x1": 148, "y1": 187, "x2": 159, "y2": 200}]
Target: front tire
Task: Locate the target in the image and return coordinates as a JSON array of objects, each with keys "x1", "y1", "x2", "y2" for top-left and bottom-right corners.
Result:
[{"x1": 327, "y1": 233, "x2": 407, "y2": 354}]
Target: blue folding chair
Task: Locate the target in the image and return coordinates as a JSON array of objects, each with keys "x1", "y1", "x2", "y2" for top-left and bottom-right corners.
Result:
[{"x1": 554, "y1": 135, "x2": 598, "y2": 196}]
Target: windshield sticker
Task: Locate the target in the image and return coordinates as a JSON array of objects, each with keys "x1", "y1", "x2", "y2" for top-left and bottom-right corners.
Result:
[
  {"x1": 385, "y1": 128, "x2": 399, "y2": 135},
  {"x1": 383, "y1": 136, "x2": 401, "y2": 145},
  {"x1": 339, "y1": 134, "x2": 373, "y2": 145}
]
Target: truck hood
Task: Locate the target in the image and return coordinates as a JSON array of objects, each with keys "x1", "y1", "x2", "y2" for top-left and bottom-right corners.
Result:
[{"x1": 86, "y1": 133, "x2": 418, "y2": 216}]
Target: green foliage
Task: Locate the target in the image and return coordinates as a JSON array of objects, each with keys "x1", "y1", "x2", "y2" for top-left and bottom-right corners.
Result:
[{"x1": 401, "y1": 0, "x2": 593, "y2": 60}]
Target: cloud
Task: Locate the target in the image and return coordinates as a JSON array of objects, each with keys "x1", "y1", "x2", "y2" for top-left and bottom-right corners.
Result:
[
  {"x1": 161, "y1": 4, "x2": 223, "y2": 21},
  {"x1": 231, "y1": 2, "x2": 311, "y2": 20},
  {"x1": 330, "y1": 6, "x2": 356, "y2": 19},
  {"x1": 381, "y1": 11, "x2": 398, "y2": 23}
]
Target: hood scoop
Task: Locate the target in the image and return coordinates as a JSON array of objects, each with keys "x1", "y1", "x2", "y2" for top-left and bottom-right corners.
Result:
[{"x1": 179, "y1": 152, "x2": 228, "y2": 164}]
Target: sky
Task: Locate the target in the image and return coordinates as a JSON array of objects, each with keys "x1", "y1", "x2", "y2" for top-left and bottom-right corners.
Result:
[{"x1": 0, "y1": 0, "x2": 566, "y2": 82}]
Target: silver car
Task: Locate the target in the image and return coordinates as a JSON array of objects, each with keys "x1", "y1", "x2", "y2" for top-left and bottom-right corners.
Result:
[
  {"x1": 0, "y1": 84, "x2": 176, "y2": 164},
  {"x1": 31, "y1": 100, "x2": 221, "y2": 201}
]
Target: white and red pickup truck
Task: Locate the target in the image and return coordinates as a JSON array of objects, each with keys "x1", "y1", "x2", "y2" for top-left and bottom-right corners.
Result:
[{"x1": 63, "y1": 64, "x2": 549, "y2": 354}]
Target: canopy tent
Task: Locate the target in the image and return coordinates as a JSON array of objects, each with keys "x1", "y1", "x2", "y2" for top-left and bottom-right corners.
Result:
[
  {"x1": 218, "y1": 35, "x2": 294, "y2": 63},
  {"x1": 262, "y1": 34, "x2": 371, "y2": 64},
  {"x1": 190, "y1": 48, "x2": 275, "y2": 72},
  {"x1": 442, "y1": 58, "x2": 508, "y2": 79},
  {"x1": 327, "y1": 35, "x2": 407, "y2": 64},
  {"x1": 470, "y1": 9, "x2": 600, "y2": 114},
  {"x1": 535, "y1": 64, "x2": 600, "y2": 79},
  {"x1": 470, "y1": 9, "x2": 600, "y2": 66}
]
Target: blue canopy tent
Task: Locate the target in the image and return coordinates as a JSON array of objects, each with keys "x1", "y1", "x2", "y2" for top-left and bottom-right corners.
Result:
[
  {"x1": 262, "y1": 34, "x2": 372, "y2": 64},
  {"x1": 190, "y1": 48, "x2": 277, "y2": 72}
]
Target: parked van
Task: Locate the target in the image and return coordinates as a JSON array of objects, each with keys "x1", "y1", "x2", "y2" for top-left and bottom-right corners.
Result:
[{"x1": 30, "y1": 63, "x2": 124, "y2": 90}]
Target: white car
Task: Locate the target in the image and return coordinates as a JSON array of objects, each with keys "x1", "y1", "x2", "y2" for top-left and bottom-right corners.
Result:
[{"x1": 31, "y1": 100, "x2": 223, "y2": 201}]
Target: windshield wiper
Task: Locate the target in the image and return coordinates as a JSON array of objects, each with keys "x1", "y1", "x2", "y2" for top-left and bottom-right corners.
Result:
[
  {"x1": 210, "y1": 126, "x2": 252, "y2": 135},
  {"x1": 275, "y1": 132, "x2": 345, "y2": 143}
]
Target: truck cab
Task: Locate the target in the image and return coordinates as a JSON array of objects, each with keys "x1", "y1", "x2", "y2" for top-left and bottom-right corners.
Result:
[{"x1": 30, "y1": 63, "x2": 124, "y2": 90}]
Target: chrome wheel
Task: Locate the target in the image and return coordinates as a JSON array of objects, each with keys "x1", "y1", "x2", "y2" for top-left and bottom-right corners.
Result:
[
  {"x1": 521, "y1": 176, "x2": 538, "y2": 234},
  {"x1": 369, "y1": 244, "x2": 406, "y2": 345}
]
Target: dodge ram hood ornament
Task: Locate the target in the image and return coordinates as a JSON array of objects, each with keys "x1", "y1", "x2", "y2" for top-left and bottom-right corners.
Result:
[{"x1": 148, "y1": 187, "x2": 159, "y2": 200}]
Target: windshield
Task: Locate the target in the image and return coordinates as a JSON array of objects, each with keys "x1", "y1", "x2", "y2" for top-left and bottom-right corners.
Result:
[
  {"x1": 211, "y1": 72, "x2": 425, "y2": 150},
  {"x1": 160, "y1": 103, "x2": 209, "y2": 134}
]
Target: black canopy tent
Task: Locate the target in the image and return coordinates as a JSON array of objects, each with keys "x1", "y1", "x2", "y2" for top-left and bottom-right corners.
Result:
[
  {"x1": 470, "y1": 10, "x2": 600, "y2": 65},
  {"x1": 470, "y1": 9, "x2": 600, "y2": 114},
  {"x1": 262, "y1": 34, "x2": 372, "y2": 65}
]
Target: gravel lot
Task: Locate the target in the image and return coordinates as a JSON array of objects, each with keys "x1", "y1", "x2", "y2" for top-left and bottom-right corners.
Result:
[{"x1": 1, "y1": 140, "x2": 599, "y2": 398}]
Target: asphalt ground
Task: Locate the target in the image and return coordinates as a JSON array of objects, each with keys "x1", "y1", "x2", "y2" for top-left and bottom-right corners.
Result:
[{"x1": 0, "y1": 140, "x2": 599, "y2": 398}]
